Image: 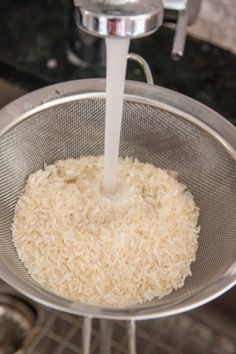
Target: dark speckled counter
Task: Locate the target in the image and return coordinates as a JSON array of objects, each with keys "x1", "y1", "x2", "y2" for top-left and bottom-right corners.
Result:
[{"x1": 0, "y1": 0, "x2": 236, "y2": 124}]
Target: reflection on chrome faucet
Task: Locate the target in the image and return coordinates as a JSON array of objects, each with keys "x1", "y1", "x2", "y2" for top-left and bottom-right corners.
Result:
[{"x1": 68, "y1": 0, "x2": 201, "y2": 67}]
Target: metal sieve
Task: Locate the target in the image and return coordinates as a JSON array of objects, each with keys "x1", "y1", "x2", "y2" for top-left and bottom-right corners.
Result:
[{"x1": 0, "y1": 77, "x2": 236, "y2": 327}]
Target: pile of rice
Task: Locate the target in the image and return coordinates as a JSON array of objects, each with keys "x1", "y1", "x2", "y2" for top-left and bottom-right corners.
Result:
[{"x1": 12, "y1": 156, "x2": 199, "y2": 307}]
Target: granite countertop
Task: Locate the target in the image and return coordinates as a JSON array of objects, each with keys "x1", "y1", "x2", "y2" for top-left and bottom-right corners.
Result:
[{"x1": 0, "y1": 0, "x2": 236, "y2": 123}]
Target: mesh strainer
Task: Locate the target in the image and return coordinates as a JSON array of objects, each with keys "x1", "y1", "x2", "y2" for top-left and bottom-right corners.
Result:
[{"x1": 0, "y1": 78, "x2": 236, "y2": 321}]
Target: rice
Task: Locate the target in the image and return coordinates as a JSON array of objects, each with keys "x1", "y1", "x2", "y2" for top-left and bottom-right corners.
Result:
[{"x1": 12, "y1": 156, "x2": 200, "y2": 307}]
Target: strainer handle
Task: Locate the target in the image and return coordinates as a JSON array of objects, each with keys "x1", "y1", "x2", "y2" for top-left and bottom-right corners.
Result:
[
  {"x1": 128, "y1": 320, "x2": 137, "y2": 354},
  {"x1": 127, "y1": 53, "x2": 154, "y2": 85},
  {"x1": 82, "y1": 317, "x2": 92, "y2": 354},
  {"x1": 100, "y1": 319, "x2": 113, "y2": 354}
]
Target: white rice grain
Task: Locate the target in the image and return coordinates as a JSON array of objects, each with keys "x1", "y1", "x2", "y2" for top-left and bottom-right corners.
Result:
[{"x1": 12, "y1": 156, "x2": 199, "y2": 307}]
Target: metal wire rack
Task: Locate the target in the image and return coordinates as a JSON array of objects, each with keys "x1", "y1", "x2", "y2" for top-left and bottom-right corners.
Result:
[{"x1": 26, "y1": 309, "x2": 236, "y2": 354}]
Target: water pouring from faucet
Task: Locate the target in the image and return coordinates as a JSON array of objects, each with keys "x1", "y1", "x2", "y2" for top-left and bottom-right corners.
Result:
[{"x1": 74, "y1": 0, "x2": 164, "y2": 193}]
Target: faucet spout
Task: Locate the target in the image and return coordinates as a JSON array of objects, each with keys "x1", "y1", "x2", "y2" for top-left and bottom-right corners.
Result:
[{"x1": 74, "y1": 0, "x2": 164, "y2": 38}]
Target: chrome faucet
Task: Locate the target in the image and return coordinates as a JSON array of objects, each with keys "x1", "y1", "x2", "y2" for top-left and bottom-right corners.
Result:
[
  {"x1": 74, "y1": 0, "x2": 164, "y2": 38},
  {"x1": 72, "y1": 0, "x2": 201, "y2": 61}
]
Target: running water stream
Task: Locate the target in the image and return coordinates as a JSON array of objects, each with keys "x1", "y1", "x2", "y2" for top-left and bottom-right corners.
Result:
[{"x1": 103, "y1": 37, "x2": 130, "y2": 194}]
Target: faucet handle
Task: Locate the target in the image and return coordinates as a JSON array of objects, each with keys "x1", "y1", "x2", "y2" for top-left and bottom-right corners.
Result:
[
  {"x1": 163, "y1": 0, "x2": 202, "y2": 59},
  {"x1": 74, "y1": 0, "x2": 164, "y2": 38}
]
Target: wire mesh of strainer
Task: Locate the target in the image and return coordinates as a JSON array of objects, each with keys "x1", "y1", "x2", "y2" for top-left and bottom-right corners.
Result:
[{"x1": 0, "y1": 79, "x2": 235, "y2": 320}]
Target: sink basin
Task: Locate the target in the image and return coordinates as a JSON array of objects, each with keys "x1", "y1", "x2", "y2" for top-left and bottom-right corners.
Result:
[{"x1": 0, "y1": 279, "x2": 235, "y2": 354}]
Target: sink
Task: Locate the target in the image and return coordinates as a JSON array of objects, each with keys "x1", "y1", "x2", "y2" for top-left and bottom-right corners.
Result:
[{"x1": 0, "y1": 279, "x2": 235, "y2": 354}]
